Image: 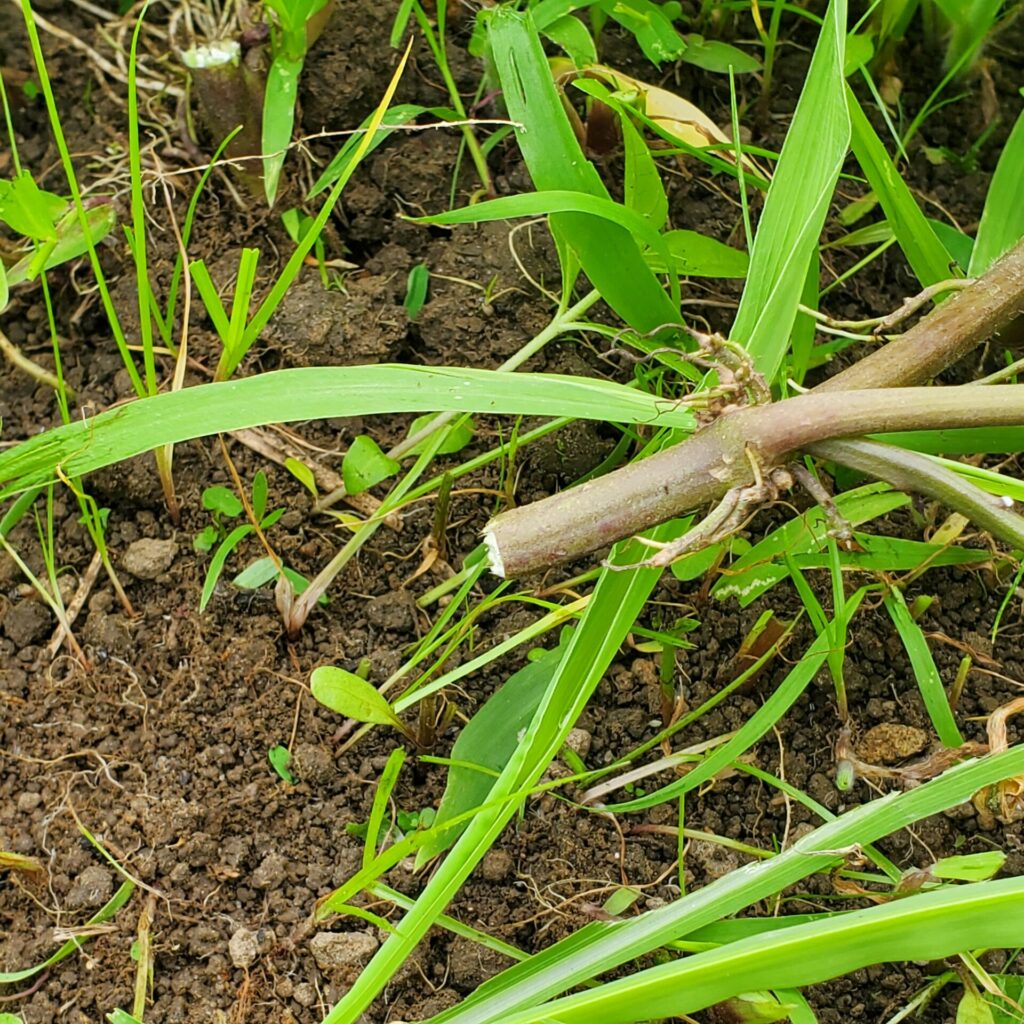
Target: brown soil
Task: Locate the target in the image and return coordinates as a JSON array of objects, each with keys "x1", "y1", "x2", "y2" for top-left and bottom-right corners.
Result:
[{"x1": 1, "y1": 5, "x2": 1022, "y2": 1024}]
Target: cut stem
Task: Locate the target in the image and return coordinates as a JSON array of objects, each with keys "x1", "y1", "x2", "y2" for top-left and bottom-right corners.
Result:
[{"x1": 484, "y1": 385, "x2": 1024, "y2": 577}]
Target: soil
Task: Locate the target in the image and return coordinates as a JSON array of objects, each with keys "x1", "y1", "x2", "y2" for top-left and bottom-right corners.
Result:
[{"x1": 1, "y1": 5, "x2": 1023, "y2": 1024}]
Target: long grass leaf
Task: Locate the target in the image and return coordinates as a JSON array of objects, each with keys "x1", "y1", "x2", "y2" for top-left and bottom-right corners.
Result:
[
  {"x1": 425, "y1": 747, "x2": 1024, "y2": 1024},
  {"x1": 970, "y1": 106, "x2": 1024, "y2": 274},
  {"x1": 320, "y1": 522, "x2": 683, "y2": 1024},
  {"x1": 0, "y1": 366, "x2": 695, "y2": 495},
  {"x1": 414, "y1": 190, "x2": 672, "y2": 267},
  {"x1": 730, "y1": 0, "x2": 849, "y2": 382},
  {"x1": 884, "y1": 587, "x2": 963, "y2": 747},
  {"x1": 495, "y1": 878, "x2": 1024, "y2": 1024},
  {"x1": 604, "y1": 588, "x2": 866, "y2": 812},
  {"x1": 847, "y1": 87, "x2": 954, "y2": 285},
  {"x1": 487, "y1": 9, "x2": 680, "y2": 330}
]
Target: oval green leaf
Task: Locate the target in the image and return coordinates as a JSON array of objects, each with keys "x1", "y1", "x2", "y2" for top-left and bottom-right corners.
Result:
[{"x1": 310, "y1": 665, "x2": 404, "y2": 729}]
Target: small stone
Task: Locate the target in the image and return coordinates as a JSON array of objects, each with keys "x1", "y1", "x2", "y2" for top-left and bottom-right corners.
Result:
[
  {"x1": 688, "y1": 840, "x2": 741, "y2": 881},
  {"x1": 858, "y1": 723, "x2": 929, "y2": 765},
  {"x1": 228, "y1": 926, "x2": 259, "y2": 968},
  {"x1": 564, "y1": 728, "x2": 592, "y2": 759},
  {"x1": 292, "y1": 982, "x2": 316, "y2": 1007},
  {"x1": 122, "y1": 538, "x2": 178, "y2": 580},
  {"x1": 66, "y1": 864, "x2": 114, "y2": 910},
  {"x1": 480, "y1": 849, "x2": 513, "y2": 883},
  {"x1": 3, "y1": 600, "x2": 52, "y2": 647},
  {"x1": 17, "y1": 791, "x2": 42, "y2": 812},
  {"x1": 252, "y1": 852, "x2": 287, "y2": 890},
  {"x1": 309, "y1": 931, "x2": 379, "y2": 974}
]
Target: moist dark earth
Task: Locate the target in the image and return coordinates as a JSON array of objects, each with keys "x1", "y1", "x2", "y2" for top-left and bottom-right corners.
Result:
[{"x1": 1, "y1": 4, "x2": 1023, "y2": 1023}]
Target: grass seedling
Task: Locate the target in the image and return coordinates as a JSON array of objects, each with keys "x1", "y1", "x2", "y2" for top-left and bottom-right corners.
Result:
[
  {"x1": 193, "y1": 471, "x2": 284, "y2": 612},
  {"x1": 189, "y1": 38, "x2": 413, "y2": 382},
  {"x1": 395, "y1": 1, "x2": 494, "y2": 196}
]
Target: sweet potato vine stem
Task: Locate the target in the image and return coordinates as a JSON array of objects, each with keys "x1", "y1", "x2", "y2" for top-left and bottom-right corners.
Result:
[{"x1": 484, "y1": 238, "x2": 1024, "y2": 577}]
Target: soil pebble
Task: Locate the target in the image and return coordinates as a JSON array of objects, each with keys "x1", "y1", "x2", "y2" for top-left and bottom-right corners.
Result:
[
  {"x1": 252, "y1": 851, "x2": 288, "y2": 890},
  {"x1": 293, "y1": 742, "x2": 336, "y2": 784},
  {"x1": 65, "y1": 864, "x2": 114, "y2": 910},
  {"x1": 228, "y1": 926, "x2": 260, "y2": 968},
  {"x1": 564, "y1": 727, "x2": 592, "y2": 759},
  {"x1": 309, "y1": 930, "x2": 380, "y2": 974},
  {"x1": 480, "y1": 848, "x2": 514, "y2": 882},
  {"x1": 857, "y1": 723, "x2": 930, "y2": 764},
  {"x1": 122, "y1": 537, "x2": 178, "y2": 579},
  {"x1": 2, "y1": 599, "x2": 51, "y2": 646}
]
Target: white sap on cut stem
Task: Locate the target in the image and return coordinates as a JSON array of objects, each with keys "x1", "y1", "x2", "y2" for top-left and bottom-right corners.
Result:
[
  {"x1": 482, "y1": 529, "x2": 505, "y2": 578},
  {"x1": 180, "y1": 40, "x2": 241, "y2": 69}
]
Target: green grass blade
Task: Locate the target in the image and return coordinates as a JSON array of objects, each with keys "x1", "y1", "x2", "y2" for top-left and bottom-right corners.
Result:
[
  {"x1": 875, "y1": 425, "x2": 1024, "y2": 455},
  {"x1": 416, "y1": 638, "x2": 571, "y2": 863},
  {"x1": 223, "y1": 41, "x2": 412, "y2": 379},
  {"x1": 486, "y1": 8, "x2": 680, "y2": 332},
  {"x1": 188, "y1": 259, "x2": 230, "y2": 338},
  {"x1": 320, "y1": 522, "x2": 684, "y2": 1024},
  {"x1": 970, "y1": 106, "x2": 1024, "y2": 275},
  {"x1": 424, "y1": 747, "x2": 1024, "y2": 1024},
  {"x1": 730, "y1": 0, "x2": 849, "y2": 382},
  {"x1": 0, "y1": 365, "x2": 695, "y2": 496},
  {"x1": 262, "y1": 54, "x2": 302, "y2": 206},
  {"x1": 127, "y1": 3, "x2": 156, "y2": 395},
  {"x1": 19, "y1": 0, "x2": 142, "y2": 395},
  {"x1": 847, "y1": 87, "x2": 955, "y2": 286},
  {"x1": 884, "y1": 587, "x2": 963, "y2": 747},
  {"x1": 414, "y1": 191, "x2": 672, "y2": 269},
  {"x1": 0, "y1": 880, "x2": 135, "y2": 984},
  {"x1": 712, "y1": 484, "x2": 909, "y2": 606},
  {"x1": 496, "y1": 878, "x2": 1024, "y2": 1024}
]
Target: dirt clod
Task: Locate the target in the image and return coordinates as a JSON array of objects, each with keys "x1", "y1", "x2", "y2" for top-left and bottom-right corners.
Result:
[
  {"x1": 480, "y1": 848, "x2": 514, "y2": 882},
  {"x1": 252, "y1": 851, "x2": 288, "y2": 890},
  {"x1": 228, "y1": 926, "x2": 260, "y2": 968},
  {"x1": 309, "y1": 930, "x2": 380, "y2": 974},
  {"x1": 858, "y1": 723, "x2": 930, "y2": 764},
  {"x1": 65, "y1": 864, "x2": 114, "y2": 910},
  {"x1": 2, "y1": 599, "x2": 51, "y2": 646},
  {"x1": 122, "y1": 537, "x2": 178, "y2": 579},
  {"x1": 366, "y1": 591, "x2": 418, "y2": 633}
]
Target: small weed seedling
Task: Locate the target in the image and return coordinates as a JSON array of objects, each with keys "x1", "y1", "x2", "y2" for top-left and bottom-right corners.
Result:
[{"x1": 193, "y1": 471, "x2": 288, "y2": 612}]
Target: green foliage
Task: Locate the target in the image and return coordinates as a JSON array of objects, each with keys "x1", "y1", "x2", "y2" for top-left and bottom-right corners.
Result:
[
  {"x1": 422, "y1": 752, "x2": 1024, "y2": 1024},
  {"x1": 260, "y1": 0, "x2": 332, "y2": 206},
  {"x1": 884, "y1": 586, "x2": 964, "y2": 748},
  {"x1": 268, "y1": 744, "x2": 296, "y2": 784},
  {"x1": 0, "y1": 880, "x2": 134, "y2": 985},
  {"x1": 930, "y1": 851, "x2": 1005, "y2": 881},
  {"x1": 0, "y1": 367, "x2": 695, "y2": 495},
  {"x1": 484, "y1": 8, "x2": 681, "y2": 334},
  {"x1": 310, "y1": 665, "x2": 409, "y2": 734},
  {"x1": 404, "y1": 263, "x2": 430, "y2": 319},
  {"x1": 193, "y1": 472, "x2": 287, "y2": 612},
  {"x1": 731, "y1": 0, "x2": 849, "y2": 382},
  {"x1": 342, "y1": 436, "x2": 401, "y2": 495},
  {"x1": 523, "y1": 0, "x2": 760, "y2": 73},
  {"x1": 847, "y1": 88, "x2": 955, "y2": 287},
  {"x1": 416, "y1": 635, "x2": 571, "y2": 863},
  {"x1": 106, "y1": 1010, "x2": 144, "y2": 1024},
  {"x1": 970, "y1": 106, "x2": 1024, "y2": 275},
  {"x1": 0, "y1": 175, "x2": 116, "y2": 306}
]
